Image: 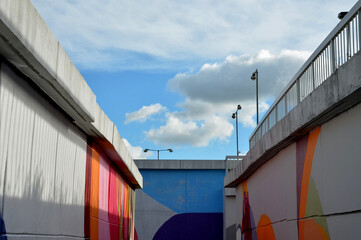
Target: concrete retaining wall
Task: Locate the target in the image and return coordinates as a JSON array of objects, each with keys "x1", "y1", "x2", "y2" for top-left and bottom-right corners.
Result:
[
  {"x1": 224, "y1": 102, "x2": 361, "y2": 239},
  {"x1": 0, "y1": 59, "x2": 137, "y2": 239},
  {"x1": 0, "y1": 0, "x2": 141, "y2": 239}
]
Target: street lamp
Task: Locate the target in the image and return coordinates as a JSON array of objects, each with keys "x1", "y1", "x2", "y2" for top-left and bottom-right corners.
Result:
[
  {"x1": 144, "y1": 148, "x2": 173, "y2": 160},
  {"x1": 232, "y1": 104, "x2": 242, "y2": 160},
  {"x1": 251, "y1": 69, "x2": 259, "y2": 125}
]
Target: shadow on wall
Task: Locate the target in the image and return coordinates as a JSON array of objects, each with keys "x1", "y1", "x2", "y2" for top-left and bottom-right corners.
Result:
[
  {"x1": 153, "y1": 213, "x2": 223, "y2": 240},
  {"x1": 1, "y1": 215, "x2": 7, "y2": 240},
  {"x1": 1, "y1": 193, "x2": 138, "y2": 240}
]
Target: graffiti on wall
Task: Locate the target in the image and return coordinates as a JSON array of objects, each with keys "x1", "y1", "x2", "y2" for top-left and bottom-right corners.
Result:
[
  {"x1": 153, "y1": 212, "x2": 223, "y2": 240},
  {"x1": 296, "y1": 127, "x2": 329, "y2": 240},
  {"x1": 85, "y1": 142, "x2": 136, "y2": 240},
  {"x1": 236, "y1": 127, "x2": 329, "y2": 240},
  {"x1": 238, "y1": 181, "x2": 276, "y2": 240},
  {"x1": 137, "y1": 169, "x2": 224, "y2": 240}
]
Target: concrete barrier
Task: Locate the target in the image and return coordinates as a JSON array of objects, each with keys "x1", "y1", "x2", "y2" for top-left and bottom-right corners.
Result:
[{"x1": 0, "y1": 1, "x2": 142, "y2": 239}]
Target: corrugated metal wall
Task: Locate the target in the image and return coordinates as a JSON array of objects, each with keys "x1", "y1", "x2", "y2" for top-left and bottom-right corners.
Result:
[{"x1": 0, "y1": 61, "x2": 87, "y2": 238}]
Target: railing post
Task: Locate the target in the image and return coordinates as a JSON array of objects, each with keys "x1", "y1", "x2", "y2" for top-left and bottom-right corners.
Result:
[
  {"x1": 358, "y1": 10, "x2": 361, "y2": 51},
  {"x1": 330, "y1": 39, "x2": 336, "y2": 73},
  {"x1": 347, "y1": 24, "x2": 351, "y2": 59},
  {"x1": 265, "y1": 115, "x2": 269, "y2": 132},
  {"x1": 296, "y1": 78, "x2": 300, "y2": 104},
  {"x1": 312, "y1": 62, "x2": 315, "y2": 90}
]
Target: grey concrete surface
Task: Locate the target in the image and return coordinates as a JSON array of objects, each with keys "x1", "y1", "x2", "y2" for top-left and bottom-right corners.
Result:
[
  {"x1": 0, "y1": 0, "x2": 142, "y2": 188},
  {"x1": 135, "y1": 190, "x2": 176, "y2": 240},
  {"x1": 135, "y1": 159, "x2": 239, "y2": 170},
  {"x1": 225, "y1": 51, "x2": 361, "y2": 187}
]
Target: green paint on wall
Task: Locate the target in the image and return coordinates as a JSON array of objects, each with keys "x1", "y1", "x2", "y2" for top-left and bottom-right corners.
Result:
[{"x1": 305, "y1": 177, "x2": 330, "y2": 237}]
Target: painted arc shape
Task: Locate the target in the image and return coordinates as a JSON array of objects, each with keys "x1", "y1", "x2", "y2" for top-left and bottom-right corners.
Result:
[
  {"x1": 153, "y1": 213, "x2": 223, "y2": 240},
  {"x1": 225, "y1": 101, "x2": 361, "y2": 239},
  {"x1": 136, "y1": 168, "x2": 225, "y2": 239},
  {"x1": 256, "y1": 214, "x2": 276, "y2": 240}
]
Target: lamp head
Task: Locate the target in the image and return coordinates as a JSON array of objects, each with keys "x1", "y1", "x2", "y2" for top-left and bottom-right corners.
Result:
[
  {"x1": 237, "y1": 104, "x2": 242, "y2": 110},
  {"x1": 338, "y1": 11, "x2": 348, "y2": 20},
  {"x1": 251, "y1": 72, "x2": 256, "y2": 80},
  {"x1": 232, "y1": 113, "x2": 236, "y2": 119},
  {"x1": 251, "y1": 69, "x2": 258, "y2": 80},
  {"x1": 168, "y1": 149, "x2": 173, "y2": 152},
  {"x1": 144, "y1": 148, "x2": 149, "y2": 152}
]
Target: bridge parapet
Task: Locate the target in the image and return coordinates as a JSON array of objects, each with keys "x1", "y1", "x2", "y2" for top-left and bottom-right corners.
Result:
[
  {"x1": 226, "y1": 1, "x2": 361, "y2": 188},
  {"x1": 249, "y1": 1, "x2": 361, "y2": 149}
]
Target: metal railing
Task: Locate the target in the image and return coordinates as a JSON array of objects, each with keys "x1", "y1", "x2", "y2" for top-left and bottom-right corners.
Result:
[
  {"x1": 225, "y1": 155, "x2": 245, "y2": 173},
  {"x1": 249, "y1": 2, "x2": 361, "y2": 149}
]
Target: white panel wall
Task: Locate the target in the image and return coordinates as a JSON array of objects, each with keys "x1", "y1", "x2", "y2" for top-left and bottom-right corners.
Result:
[
  {"x1": 313, "y1": 103, "x2": 361, "y2": 216},
  {"x1": 0, "y1": 62, "x2": 16, "y2": 232},
  {"x1": 225, "y1": 102, "x2": 361, "y2": 239},
  {"x1": 246, "y1": 144, "x2": 297, "y2": 223},
  {"x1": 0, "y1": 62, "x2": 87, "y2": 238}
]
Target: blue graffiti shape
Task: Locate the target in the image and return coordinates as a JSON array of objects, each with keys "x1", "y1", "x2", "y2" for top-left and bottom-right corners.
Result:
[{"x1": 153, "y1": 213, "x2": 223, "y2": 240}]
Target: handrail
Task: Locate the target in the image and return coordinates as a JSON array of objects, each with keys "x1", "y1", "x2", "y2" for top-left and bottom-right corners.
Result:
[{"x1": 249, "y1": 1, "x2": 361, "y2": 149}]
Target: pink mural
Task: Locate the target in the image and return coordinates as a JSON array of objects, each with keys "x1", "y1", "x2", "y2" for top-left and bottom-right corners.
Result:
[{"x1": 85, "y1": 142, "x2": 136, "y2": 240}]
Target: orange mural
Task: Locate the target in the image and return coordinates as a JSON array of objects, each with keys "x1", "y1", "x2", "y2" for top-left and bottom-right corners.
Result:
[
  {"x1": 240, "y1": 180, "x2": 277, "y2": 240},
  {"x1": 90, "y1": 145, "x2": 100, "y2": 239},
  {"x1": 237, "y1": 126, "x2": 330, "y2": 240},
  {"x1": 85, "y1": 142, "x2": 136, "y2": 240},
  {"x1": 256, "y1": 214, "x2": 276, "y2": 240},
  {"x1": 297, "y1": 127, "x2": 330, "y2": 240}
]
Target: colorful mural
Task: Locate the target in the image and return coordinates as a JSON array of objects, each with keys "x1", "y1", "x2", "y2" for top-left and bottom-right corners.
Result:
[
  {"x1": 239, "y1": 181, "x2": 275, "y2": 240},
  {"x1": 153, "y1": 213, "x2": 223, "y2": 240},
  {"x1": 296, "y1": 127, "x2": 329, "y2": 240},
  {"x1": 85, "y1": 142, "x2": 136, "y2": 240},
  {"x1": 136, "y1": 169, "x2": 224, "y2": 240},
  {"x1": 234, "y1": 127, "x2": 330, "y2": 240}
]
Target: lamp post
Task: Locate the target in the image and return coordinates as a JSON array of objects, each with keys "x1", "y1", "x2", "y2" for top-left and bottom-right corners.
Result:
[
  {"x1": 232, "y1": 104, "x2": 242, "y2": 160},
  {"x1": 251, "y1": 69, "x2": 259, "y2": 125},
  {"x1": 143, "y1": 148, "x2": 173, "y2": 160}
]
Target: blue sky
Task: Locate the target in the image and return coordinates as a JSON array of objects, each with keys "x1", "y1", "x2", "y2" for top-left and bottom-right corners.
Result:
[{"x1": 31, "y1": 0, "x2": 356, "y2": 159}]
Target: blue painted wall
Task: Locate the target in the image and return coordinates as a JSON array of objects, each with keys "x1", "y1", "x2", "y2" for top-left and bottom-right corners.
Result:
[
  {"x1": 139, "y1": 169, "x2": 225, "y2": 240},
  {"x1": 141, "y1": 169, "x2": 225, "y2": 214}
]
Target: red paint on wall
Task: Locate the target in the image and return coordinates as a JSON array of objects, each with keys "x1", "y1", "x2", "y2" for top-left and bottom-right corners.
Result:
[
  {"x1": 85, "y1": 142, "x2": 135, "y2": 240},
  {"x1": 84, "y1": 141, "x2": 93, "y2": 237},
  {"x1": 109, "y1": 165, "x2": 120, "y2": 240}
]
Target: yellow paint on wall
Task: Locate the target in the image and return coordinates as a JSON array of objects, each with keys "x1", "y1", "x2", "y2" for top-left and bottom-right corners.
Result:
[{"x1": 242, "y1": 180, "x2": 248, "y2": 200}]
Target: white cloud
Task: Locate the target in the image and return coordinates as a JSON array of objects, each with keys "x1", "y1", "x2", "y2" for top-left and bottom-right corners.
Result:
[
  {"x1": 125, "y1": 103, "x2": 167, "y2": 124},
  {"x1": 122, "y1": 138, "x2": 152, "y2": 159},
  {"x1": 146, "y1": 49, "x2": 306, "y2": 146},
  {"x1": 146, "y1": 115, "x2": 234, "y2": 147},
  {"x1": 168, "y1": 49, "x2": 309, "y2": 104},
  {"x1": 30, "y1": 0, "x2": 356, "y2": 70}
]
